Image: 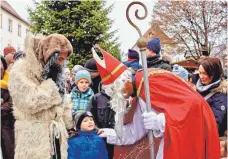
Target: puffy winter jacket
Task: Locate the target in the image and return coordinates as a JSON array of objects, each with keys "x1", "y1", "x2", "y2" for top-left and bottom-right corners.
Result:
[
  {"x1": 196, "y1": 80, "x2": 227, "y2": 136},
  {"x1": 68, "y1": 130, "x2": 108, "y2": 159},
  {"x1": 123, "y1": 60, "x2": 142, "y2": 70},
  {"x1": 147, "y1": 55, "x2": 172, "y2": 71}
]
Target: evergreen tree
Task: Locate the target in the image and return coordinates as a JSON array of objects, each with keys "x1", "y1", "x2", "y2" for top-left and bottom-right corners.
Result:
[{"x1": 28, "y1": 0, "x2": 121, "y2": 68}]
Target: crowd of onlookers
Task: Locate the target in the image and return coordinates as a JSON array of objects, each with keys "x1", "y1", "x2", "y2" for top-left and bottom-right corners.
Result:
[{"x1": 1, "y1": 37, "x2": 227, "y2": 159}]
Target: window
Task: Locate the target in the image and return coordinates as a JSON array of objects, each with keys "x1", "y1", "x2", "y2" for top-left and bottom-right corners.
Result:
[
  {"x1": 26, "y1": 29, "x2": 29, "y2": 34},
  {"x1": 8, "y1": 19, "x2": 12, "y2": 32},
  {"x1": 0, "y1": 14, "x2": 2, "y2": 28},
  {"x1": 18, "y1": 24, "x2": 21, "y2": 36}
]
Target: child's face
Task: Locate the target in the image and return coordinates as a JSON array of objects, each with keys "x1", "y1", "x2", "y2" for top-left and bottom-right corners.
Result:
[
  {"x1": 80, "y1": 116, "x2": 95, "y2": 132},
  {"x1": 76, "y1": 79, "x2": 90, "y2": 92},
  {"x1": 71, "y1": 72, "x2": 76, "y2": 81},
  {"x1": 64, "y1": 72, "x2": 70, "y2": 81}
]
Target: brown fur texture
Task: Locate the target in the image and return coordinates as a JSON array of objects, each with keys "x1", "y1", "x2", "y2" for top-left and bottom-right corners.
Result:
[
  {"x1": 36, "y1": 34, "x2": 73, "y2": 63},
  {"x1": 8, "y1": 34, "x2": 73, "y2": 159},
  {"x1": 212, "y1": 80, "x2": 227, "y2": 94}
]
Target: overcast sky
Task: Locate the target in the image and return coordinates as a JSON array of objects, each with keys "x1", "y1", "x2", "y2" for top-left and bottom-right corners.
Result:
[{"x1": 6, "y1": 0, "x2": 155, "y2": 57}]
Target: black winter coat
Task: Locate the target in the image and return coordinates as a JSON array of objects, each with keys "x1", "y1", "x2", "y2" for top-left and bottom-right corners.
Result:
[
  {"x1": 88, "y1": 90, "x2": 115, "y2": 129},
  {"x1": 196, "y1": 80, "x2": 227, "y2": 136},
  {"x1": 88, "y1": 90, "x2": 115, "y2": 159},
  {"x1": 147, "y1": 55, "x2": 172, "y2": 71},
  {"x1": 91, "y1": 76, "x2": 102, "y2": 94}
]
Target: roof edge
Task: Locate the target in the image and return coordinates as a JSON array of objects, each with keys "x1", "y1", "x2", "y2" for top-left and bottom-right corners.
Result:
[{"x1": 1, "y1": 5, "x2": 29, "y2": 25}]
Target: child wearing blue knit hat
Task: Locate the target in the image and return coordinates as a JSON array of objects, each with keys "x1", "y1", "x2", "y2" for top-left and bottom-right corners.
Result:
[
  {"x1": 172, "y1": 64, "x2": 189, "y2": 81},
  {"x1": 71, "y1": 70, "x2": 94, "y2": 112}
]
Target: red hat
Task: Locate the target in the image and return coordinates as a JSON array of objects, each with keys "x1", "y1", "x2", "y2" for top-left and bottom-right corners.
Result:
[
  {"x1": 3, "y1": 46, "x2": 16, "y2": 56},
  {"x1": 92, "y1": 46, "x2": 127, "y2": 85}
]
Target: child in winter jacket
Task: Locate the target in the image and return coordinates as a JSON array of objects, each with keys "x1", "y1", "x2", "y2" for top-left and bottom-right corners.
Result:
[
  {"x1": 68, "y1": 111, "x2": 108, "y2": 159},
  {"x1": 88, "y1": 89, "x2": 115, "y2": 159},
  {"x1": 71, "y1": 70, "x2": 94, "y2": 112}
]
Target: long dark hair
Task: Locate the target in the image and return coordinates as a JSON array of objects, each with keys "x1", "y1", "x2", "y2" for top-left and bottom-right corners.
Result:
[{"x1": 199, "y1": 57, "x2": 224, "y2": 83}]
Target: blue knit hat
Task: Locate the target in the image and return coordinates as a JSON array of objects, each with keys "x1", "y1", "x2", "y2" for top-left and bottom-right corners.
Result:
[
  {"x1": 172, "y1": 64, "x2": 189, "y2": 80},
  {"x1": 75, "y1": 70, "x2": 91, "y2": 84},
  {"x1": 146, "y1": 38, "x2": 161, "y2": 54},
  {"x1": 128, "y1": 49, "x2": 139, "y2": 60}
]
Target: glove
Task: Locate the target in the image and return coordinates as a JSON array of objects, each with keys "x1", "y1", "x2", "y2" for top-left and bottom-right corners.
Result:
[
  {"x1": 98, "y1": 128, "x2": 117, "y2": 138},
  {"x1": 142, "y1": 111, "x2": 165, "y2": 131}
]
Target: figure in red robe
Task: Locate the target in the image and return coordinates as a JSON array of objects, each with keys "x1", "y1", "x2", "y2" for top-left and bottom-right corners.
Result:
[{"x1": 92, "y1": 46, "x2": 220, "y2": 159}]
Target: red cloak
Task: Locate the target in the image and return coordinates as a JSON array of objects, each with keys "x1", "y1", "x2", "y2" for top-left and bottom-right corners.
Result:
[
  {"x1": 134, "y1": 69, "x2": 220, "y2": 159},
  {"x1": 114, "y1": 69, "x2": 220, "y2": 159}
]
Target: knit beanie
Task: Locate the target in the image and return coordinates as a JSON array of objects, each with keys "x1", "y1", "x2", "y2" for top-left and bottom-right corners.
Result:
[
  {"x1": 172, "y1": 64, "x2": 189, "y2": 80},
  {"x1": 84, "y1": 58, "x2": 98, "y2": 72},
  {"x1": 75, "y1": 70, "x2": 91, "y2": 84},
  {"x1": 128, "y1": 49, "x2": 139, "y2": 60},
  {"x1": 146, "y1": 38, "x2": 161, "y2": 54},
  {"x1": 73, "y1": 111, "x2": 94, "y2": 130},
  {"x1": 72, "y1": 65, "x2": 84, "y2": 74},
  {"x1": 3, "y1": 46, "x2": 16, "y2": 56}
]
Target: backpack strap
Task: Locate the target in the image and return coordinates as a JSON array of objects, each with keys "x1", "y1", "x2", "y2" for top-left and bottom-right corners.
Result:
[{"x1": 204, "y1": 91, "x2": 216, "y2": 100}]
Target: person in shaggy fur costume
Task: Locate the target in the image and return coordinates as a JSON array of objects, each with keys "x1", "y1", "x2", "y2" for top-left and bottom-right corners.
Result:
[{"x1": 8, "y1": 34, "x2": 74, "y2": 159}]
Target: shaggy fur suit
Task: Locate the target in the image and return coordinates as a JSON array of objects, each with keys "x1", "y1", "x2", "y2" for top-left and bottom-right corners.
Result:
[{"x1": 8, "y1": 34, "x2": 73, "y2": 159}]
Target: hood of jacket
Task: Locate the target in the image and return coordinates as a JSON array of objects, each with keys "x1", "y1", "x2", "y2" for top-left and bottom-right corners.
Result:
[{"x1": 211, "y1": 80, "x2": 227, "y2": 94}]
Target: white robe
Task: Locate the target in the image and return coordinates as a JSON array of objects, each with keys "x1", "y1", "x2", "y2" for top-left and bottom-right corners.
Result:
[{"x1": 106, "y1": 98, "x2": 165, "y2": 159}]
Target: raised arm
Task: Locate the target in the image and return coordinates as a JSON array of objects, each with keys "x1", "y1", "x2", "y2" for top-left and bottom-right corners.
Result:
[
  {"x1": 99, "y1": 98, "x2": 148, "y2": 145},
  {"x1": 8, "y1": 66, "x2": 62, "y2": 114}
]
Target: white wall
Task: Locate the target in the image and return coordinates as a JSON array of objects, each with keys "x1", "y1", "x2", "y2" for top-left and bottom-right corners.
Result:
[
  {"x1": 172, "y1": 54, "x2": 186, "y2": 63},
  {"x1": 0, "y1": 9, "x2": 29, "y2": 55}
]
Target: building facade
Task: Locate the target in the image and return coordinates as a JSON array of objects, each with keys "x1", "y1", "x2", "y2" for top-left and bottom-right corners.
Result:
[
  {"x1": 131, "y1": 21, "x2": 175, "y2": 63},
  {"x1": 0, "y1": 1, "x2": 29, "y2": 55}
]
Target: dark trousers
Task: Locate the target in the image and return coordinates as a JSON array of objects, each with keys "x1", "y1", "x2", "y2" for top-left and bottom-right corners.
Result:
[
  {"x1": 1, "y1": 125, "x2": 15, "y2": 159},
  {"x1": 52, "y1": 138, "x2": 61, "y2": 159},
  {"x1": 104, "y1": 138, "x2": 114, "y2": 159}
]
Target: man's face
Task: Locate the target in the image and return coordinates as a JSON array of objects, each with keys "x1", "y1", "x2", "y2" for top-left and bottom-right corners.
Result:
[
  {"x1": 120, "y1": 81, "x2": 133, "y2": 99},
  {"x1": 4, "y1": 53, "x2": 14, "y2": 65},
  {"x1": 146, "y1": 48, "x2": 156, "y2": 57},
  {"x1": 57, "y1": 52, "x2": 68, "y2": 66}
]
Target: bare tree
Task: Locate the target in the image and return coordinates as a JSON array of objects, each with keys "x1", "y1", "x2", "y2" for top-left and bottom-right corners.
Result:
[{"x1": 152, "y1": 1, "x2": 227, "y2": 59}]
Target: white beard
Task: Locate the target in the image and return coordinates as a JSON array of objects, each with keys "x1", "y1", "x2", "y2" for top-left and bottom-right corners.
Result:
[{"x1": 103, "y1": 69, "x2": 132, "y2": 136}]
